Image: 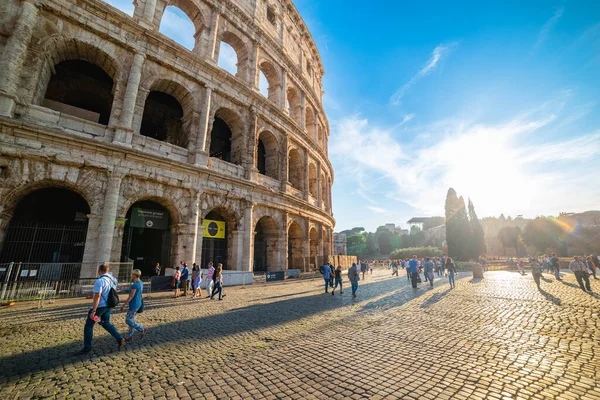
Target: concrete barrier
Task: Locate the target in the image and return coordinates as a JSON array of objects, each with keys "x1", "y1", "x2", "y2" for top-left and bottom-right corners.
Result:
[
  {"x1": 199, "y1": 271, "x2": 253, "y2": 288},
  {"x1": 285, "y1": 269, "x2": 301, "y2": 278}
]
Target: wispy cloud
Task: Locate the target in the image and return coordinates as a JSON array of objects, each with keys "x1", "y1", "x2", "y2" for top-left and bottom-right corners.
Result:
[
  {"x1": 159, "y1": 6, "x2": 196, "y2": 50},
  {"x1": 533, "y1": 8, "x2": 564, "y2": 51},
  {"x1": 367, "y1": 206, "x2": 387, "y2": 214},
  {"x1": 104, "y1": 0, "x2": 134, "y2": 16},
  {"x1": 390, "y1": 42, "x2": 458, "y2": 105},
  {"x1": 331, "y1": 92, "x2": 600, "y2": 219}
]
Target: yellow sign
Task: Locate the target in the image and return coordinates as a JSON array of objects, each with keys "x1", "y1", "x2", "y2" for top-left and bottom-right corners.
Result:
[{"x1": 202, "y1": 219, "x2": 226, "y2": 239}]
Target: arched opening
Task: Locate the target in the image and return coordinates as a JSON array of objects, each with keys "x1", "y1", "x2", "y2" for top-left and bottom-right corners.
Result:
[
  {"x1": 0, "y1": 188, "x2": 90, "y2": 263},
  {"x1": 306, "y1": 106, "x2": 316, "y2": 139},
  {"x1": 286, "y1": 86, "x2": 301, "y2": 125},
  {"x1": 201, "y1": 210, "x2": 229, "y2": 270},
  {"x1": 308, "y1": 164, "x2": 317, "y2": 198},
  {"x1": 140, "y1": 91, "x2": 187, "y2": 148},
  {"x1": 158, "y1": 4, "x2": 200, "y2": 51},
  {"x1": 321, "y1": 173, "x2": 328, "y2": 208},
  {"x1": 287, "y1": 221, "x2": 303, "y2": 269},
  {"x1": 210, "y1": 108, "x2": 243, "y2": 165},
  {"x1": 318, "y1": 124, "x2": 324, "y2": 149},
  {"x1": 288, "y1": 149, "x2": 303, "y2": 191},
  {"x1": 218, "y1": 41, "x2": 238, "y2": 75},
  {"x1": 258, "y1": 61, "x2": 280, "y2": 103},
  {"x1": 101, "y1": 0, "x2": 134, "y2": 16},
  {"x1": 43, "y1": 60, "x2": 114, "y2": 124},
  {"x1": 309, "y1": 227, "x2": 318, "y2": 258},
  {"x1": 122, "y1": 200, "x2": 173, "y2": 276},
  {"x1": 256, "y1": 131, "x2": 279, "y2": 179},
  {"x1": 253, "y1": 216, "x2": 279, "y2": 272}
]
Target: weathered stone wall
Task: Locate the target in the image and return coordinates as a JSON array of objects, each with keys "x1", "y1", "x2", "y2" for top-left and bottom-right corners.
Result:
[{"x1": 0, "y1": 0, "x2": 335, "y2": 274}]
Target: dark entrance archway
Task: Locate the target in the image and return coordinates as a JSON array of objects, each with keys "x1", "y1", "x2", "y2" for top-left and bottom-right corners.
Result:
[
  {"x1": 287, "y1": 221, "x2": 303, "y2": 270},
  {"x1": 253, "y1": 216, "x2": 279, "y2": 272},
  {"x1": 201, "y1": 210, "x2": 228, "y2": 269},
  {"x1": 122, "y1": 200, "x2": 172, "y2": 276},
  {"x1": 0, "y1": 188, "x2": 90, "y2": 263}
]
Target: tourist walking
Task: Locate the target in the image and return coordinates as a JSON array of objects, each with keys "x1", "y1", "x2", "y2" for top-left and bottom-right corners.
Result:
[
  {"x1": 446, "y1": 257, "x2": 457, "y2": 289},
  {"x1": 369, "y1": 262, "x2": 373, "y2": 275},
  {"x1": 79, "y1": 264, "x2": 124, "y2": 354},
  {"x1": 205, "y1": 262, "x2": 215, "y2": 298},
  {"x1": 329, "y1": 262, "x2": 335, "y2": 288},
  {"x1": 550, "y1": 253, "x2": 561, "y2": 280},
  {"x1": 181, "y1": 263, "x2": 190, "y2": 297},
  {"x1": 320, "y1": 263, "x2": 332, "y2": 294},
  {"x1": 391, "y1": 261, "x2": 398, "y2": 276},
  {"x1": 423, "y1": 257, "x2": 434, "y2": 288},
  {"x1": 530, "y1": 259, "x2": 542, "y2": 289},
  {"x1": 154, "y1": 263, "x2": 161, "y2": 276},
  {"x1": 120, "y1": 269, "x2": 147, "y2": 342},
  {"x1": 332, "y1": 265, "x2": 343, "y2": 295},
  {"x1": 570, "y1": 256, "x2": 591, "y2": 292},
  {"x1": 173, "y1": 266, "x2": 182, "y2": 298},
  {"x1": 210, "y1": 264, "x2": 224, "y2": 300},
  {"x1": 348, "y1": 262, "x2": 359, "y2": 298},
  {"x1": 409, "y1": 256, "x2": 419, "y2": 289},
  {"x1": 586, "y1": 256, "x2": 597, "y2": 280},
  {"x1": 405, "y1": 259, "x2": 411, "y2": 281},
  {"x1": 193, "y1": 266, "x2": 203, "y2": 299},
  {"x1": 592, "y1": 254, "x2": 600, "y2": 280},
  {"x1": 360, "y1": 261, "x2": 367, "y2": 280}
]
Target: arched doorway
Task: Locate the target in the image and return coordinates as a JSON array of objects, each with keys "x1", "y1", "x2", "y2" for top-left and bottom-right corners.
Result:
[
  {"x1": 254, "y1": 216, "x2": 279, "y2": 272},
  {"x1": 122, "y1": 200, "x2": 173, "y2": 276},
  {"x1": 287, "y1": 221, "x2": 303, "y2": 270},
  {"x1": 256, "y1": 131, "x2": 279, "y2": 179},
  {"x1": 288, "y1": 149, "x2": 303, "y2": 191},
  {"x1": 309, "y1": 228, "x2": 318, "y2": 257},
  {"x1": 140, "y1": 91, "x2": 187, "y2": 148},
  {"x1": 0, "y1": 188, "x2": 90, "y2": 263},
  {"x1": 201, "y1": 210, "x2": 229, "y2": 269}
]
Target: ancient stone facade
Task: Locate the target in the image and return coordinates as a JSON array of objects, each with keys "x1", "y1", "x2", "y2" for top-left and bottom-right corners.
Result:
[{"x1": 0, "y1": 0, "x2": 334, "y2": 277}]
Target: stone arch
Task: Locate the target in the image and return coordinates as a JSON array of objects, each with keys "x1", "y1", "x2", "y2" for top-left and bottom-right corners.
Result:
[
  {"x1": 287, "y1": 219, "x2": 304, "y2": 269},
  {"x1": 288, "y1": 147, "x2": 303, "y2": 191},
  {"x1": 217, "y1": 30, "x2": 250, "y2": 81},
  {"x1": 256, "y1": 130, "x2": 280, "y2": 180},
  {"x1": 308, "y1": 163, "x2": 317, "y2": 198},
  {"x1": 253, "y1": 215, "x2": 280, "y2": 272},
  {"x1": 209, "y1": 107, "x2": 245, "y2": 165},
  {"x1": 258, "y1": 59, "x2": 280, "y2": 103},
  {"x1": 286, "y1": 85, "x2": 301, "y2": 125},
  {"x1": 156, "y1": 0, "x2": 207, "y2": 52},
  {"x1": 34, "y1": 37, "x2": 123, "y2": 125},
  {"x1": 200, "y1": 194, "x2": 243, "y2": 231},
  {"x1": 309, "y1": 226, "x2": 318, "y2": 258},
  {"x1": 321, "y1": 172, "x2": 328, "y2": 209},
  {"x1": 138, "y1": 78, "x2": 196, "y2": 148},
  {"x1": 318, "y1": 123, "x2": 324, "y2": 149}
]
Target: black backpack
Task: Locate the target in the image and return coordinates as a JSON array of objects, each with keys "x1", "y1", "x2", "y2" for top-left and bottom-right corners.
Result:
[
  {"x1": 101, "y1": 276, "x2": 120, "y2": 308},
  {"x1": 319, "y1": 265, "x2": 326, "y2": 274}
]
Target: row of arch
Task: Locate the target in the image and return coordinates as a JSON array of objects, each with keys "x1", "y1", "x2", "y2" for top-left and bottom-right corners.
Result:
[
  {"x1": 35, "y1": 39, "x2": 331, "y2": 206},
  {"x1": 106, "y1": 0, "x2": 327, "y2": 148}
]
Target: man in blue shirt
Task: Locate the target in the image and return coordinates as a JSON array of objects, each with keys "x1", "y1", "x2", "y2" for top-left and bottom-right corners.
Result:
[
  {"x1": 79, "y1": 263, "x2": 124, "y2": 354},
  {"x1": 320, "y1": 264, "x2": 331, "y2": 293},
  {"x1": 181, "y1": 263, "x2": 189, "y2": 296},
  {"x1": 409, "y1": 256, "x2": 419, "y2": 289}
]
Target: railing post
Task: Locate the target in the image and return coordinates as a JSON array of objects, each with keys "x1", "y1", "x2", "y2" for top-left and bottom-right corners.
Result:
[
  {"x1": 0, "y1": 262, "x2": 13, "y2": 302},
  {"x1": 9, "y1": 262, "x2": 22, "y2": 301}
]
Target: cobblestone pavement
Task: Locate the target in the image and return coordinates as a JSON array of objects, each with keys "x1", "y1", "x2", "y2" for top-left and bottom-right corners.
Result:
[{"x1": 1, "y1": 269, "x2": 599, "y2": 399}]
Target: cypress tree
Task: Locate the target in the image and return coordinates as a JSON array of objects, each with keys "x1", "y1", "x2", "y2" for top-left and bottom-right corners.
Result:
[{"x1": 468, "y1": 199, "x2": 486, "y2": 258}]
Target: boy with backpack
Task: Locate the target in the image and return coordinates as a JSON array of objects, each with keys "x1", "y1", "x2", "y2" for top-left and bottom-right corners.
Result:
[{"x1": 78, "y1": 263, "x2": 124, "y2": 354}]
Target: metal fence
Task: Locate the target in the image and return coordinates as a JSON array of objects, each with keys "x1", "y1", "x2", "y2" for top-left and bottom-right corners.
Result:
[{"x1": 0, "y1": 261, "x2": 134, "y2": 303}]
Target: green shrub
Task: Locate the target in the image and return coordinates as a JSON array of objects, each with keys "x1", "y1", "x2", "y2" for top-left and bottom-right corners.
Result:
[{"x1": 389, "y1": 246, "x2": 443, "y2": 259}]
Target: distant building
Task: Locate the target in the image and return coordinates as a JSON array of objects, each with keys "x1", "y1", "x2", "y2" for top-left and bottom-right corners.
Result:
[
  {"x1": 384, "y1": 223, "x2": 409, "y2": 236},
  {"x1": 407, "y1": 217, "x2": 429, "y2": 230},
  {"x1": 334, "y1": 233, "x2": 347, "y2": 255}
]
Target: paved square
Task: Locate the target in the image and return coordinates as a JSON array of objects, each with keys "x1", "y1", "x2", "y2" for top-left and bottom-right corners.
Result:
[{"x1": 1, "y1": 269, "x2": 599, "y2": 399}]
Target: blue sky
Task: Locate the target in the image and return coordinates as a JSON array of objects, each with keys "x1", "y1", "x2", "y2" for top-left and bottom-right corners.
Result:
[{"x1": 106, "y1": 0, "x2": 600, "y2": 232}]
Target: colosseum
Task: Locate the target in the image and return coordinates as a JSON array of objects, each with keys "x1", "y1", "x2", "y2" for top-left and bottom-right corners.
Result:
[{"x1": 0, "y1": 0, "x2": 334, "y2": 279}]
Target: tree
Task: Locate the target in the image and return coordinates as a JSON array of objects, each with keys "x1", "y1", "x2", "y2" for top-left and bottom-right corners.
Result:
[
  {"x1": 445, "y1": 188, "x2": 471, "y2": 260},
  {"x1": 468, "y1": 199, "x2": 486, "y2": 258},
  {"x1": 423, "y1": 217, "x2": 445, "y2": 231},
  {"x1": 346, "y1": 234, "x2": 366, "y2": 247},
  {"x1": 522, "y1": 217, "x2": 566, "y2": 252},
  {"x1": 498, "y1": 226, "x2": 521, "y2": 257},
  {"x1": 366, "y1": 232, "x2": 377, "y2": 254},
  {"x1": 378, "y1": 230, "x2": 393, "y2": 254}
]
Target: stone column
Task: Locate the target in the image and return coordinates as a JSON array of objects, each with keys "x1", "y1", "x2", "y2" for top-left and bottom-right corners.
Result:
[
  {"x1": 204, "y1": 9, "x2": 221, "y2": 61},
  {"x1": 249, "y1": 42, "x2": 259, "y2": 89},
  {"x1": 280, "y1": 213, "x2": 289, "y2": 271},
  {"x1": 302, "y1": 148, "x2": 309, "y2": 201},
  {"x1": 280, "y1": 70, "x2": 288, "y2": 111},
  {"x1": 245, "y1": 110, "x2": 258, "y2": 180},
  {"x1": 82, "y1": 215, "x2": 103, "y2": 265},
  {"x1": 229, "y1": 231, "x2": 244, "y2": 271},
  {"x1": 317, "y1": 227, "x2": 324, "y2": 257},
  {"x1": 95, "y1": 173, "x2": 123, "y2": 265},
  {"x1": 316, "y1": 162, "x2": 322, "y2": 205},
  {"x1": 280, "y1": 135, "x2": 289, "y2": 191},
  {"x1": 140, "y1": 0, "x2": 158, "y2": 29},
  {"x1": 189, "y1": 85, "x2": 212, "y2": 165},
  {"x1": 195, "y1": 225, "x2": 205, "y2": 267},
  {"x1": 300, "y1": 93, "x2": 306, "y2": 131},
  {"x1": 113, "y1": 52, "x2": 145, "y2": 146},
  {"x1": 240, "y1": 203, "x2": 253, "y2": 272},
  {"x1": 0, "y1": 0, "x2": 40, "y2": 117},
  {"x1": 313, "y1": 117, "x2": 319, "y2": 144}
]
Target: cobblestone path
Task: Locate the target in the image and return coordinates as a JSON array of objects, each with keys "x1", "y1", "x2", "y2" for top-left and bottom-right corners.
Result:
[{"x1": 1, "y1": 270, "x2": 599, "y2": 399}]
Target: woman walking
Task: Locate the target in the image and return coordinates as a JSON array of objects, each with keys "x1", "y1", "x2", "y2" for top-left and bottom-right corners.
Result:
[
  {"x1": 446, "y1": 257, "x2": 457, "y2": 289},
  {"x1": 332, "y1": 265, "x2": 343, "y2": 295},
  {"x1": 210, "y1": 264, "x2": 224, "y2": 300},
  {"x1": 531, "y1": 258, "x2": 542, "y2": 289},
  {"x1": 192, "y1": 265, "x2": 202, "y2": 299},
  {"x1": 120, "y1": 269, "x2": 147, "y2": 342},
  {"x1": 173, "y1": 266, "x2": 182, "y2": 298}
]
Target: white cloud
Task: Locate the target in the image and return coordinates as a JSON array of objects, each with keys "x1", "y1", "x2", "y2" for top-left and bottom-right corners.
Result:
[
  {"x1": 534, "y1": 8, "x2": 564, "y2": 51},
  {"x1": 103, "y1": 0, "x2": 134, "y2": 16},
  {"x1": 367, "y1": 206, "x2": 387, "y2": 214},
  {"x1": 331, "y1": 94, "x2": 600, "y2": 220},
  {"x1": 391, "y1": 42, "x2": 458, "y2": 105}
]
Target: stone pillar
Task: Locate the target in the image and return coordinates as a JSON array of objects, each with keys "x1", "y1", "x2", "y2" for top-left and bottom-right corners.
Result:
[
  {"x1": 95, "y1": 173, "x2": 123, "y2": 266},
  {"x1": 113, "y1": 52, "x2": 145, "y2": 146},
  {"x1": 183, "y1": 192, "x2": 201, "y2": 264},
  {"x1": 189, "y1": 86, "x2": 212, "y2": 165},
  {"x1": 317, "y1": 227, "x2": 324, "y2": 257},
  {"x1": 204, "y1": 9, "x2": 221, "y2": 61},
  {"x1": 300, "y1": 93, "x2": 306, "y2": 131},
  {"x1": 195, "y1": 225, "x2": 205, "y2": 267},
  {"x1": 175, "y1": 223, "x2": 198, "y2": 266},
  {"x1": 229, "y1": 231, "x2": 244, "y2": 271},
  {"x1": 0, "y1": 0, "x2": 39, "y2": 117},
  {"x1": 281, "y1": 213, "x2": 289, "y2": 271},
  {"x1": 280, "y1": 135, "x2": 289, "y2": 191},
  {"x1": 280, "y1": 70, "x2": 288, "y2": 111},
  {"x1": 82, "y1": 215, "x2": 103, "y2": 265},
  {"x1": 140, "y1": 0, "x2": 158, "y2": 29},
  {"x1": 240, "y1": 203, "x2": 253, "y2": 272},
  {"x1": 245, "y1": 110, "x2": 258, "y2": 180},
  {"x1": 302, "y1": 148, "x2": 309, "y2": 201},
  {"x1": 316, "y1": 163, "x2": 322, "y2": 205},
  {"x1": 249, "y1": 42, "x2": 260, "y2": 89},
  {"x1": 313, "y1": 117, "x2": 319, "y2": 144}
]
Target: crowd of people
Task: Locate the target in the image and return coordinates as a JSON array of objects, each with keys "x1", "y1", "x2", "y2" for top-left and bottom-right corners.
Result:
[{"x1": 388, "y1": 256, "x2": 458, "y2": 289}]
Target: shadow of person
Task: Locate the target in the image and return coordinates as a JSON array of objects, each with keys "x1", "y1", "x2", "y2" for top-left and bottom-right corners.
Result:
[
  {"x1": 558, "y1": 280, "x2": 580, "y2": 289},
  {"x1": 540, "y1": 276, "x2": 552, "y2": 283},
  {"x1": 469, "y1": 278, "x2": 482, "y2": 284},
  {"x1": 538, "y1": 288, "x2": 561, "y2": 305}
]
